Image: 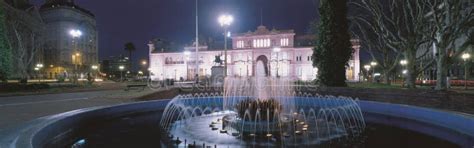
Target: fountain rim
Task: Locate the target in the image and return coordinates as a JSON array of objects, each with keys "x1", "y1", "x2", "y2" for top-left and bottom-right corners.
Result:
[{"x1": 0, "y1": 97, "x2": 472, "y2": 148}]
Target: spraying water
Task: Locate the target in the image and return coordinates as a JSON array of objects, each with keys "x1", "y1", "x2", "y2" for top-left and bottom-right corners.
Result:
[{"x1": 159, "y1": 61, "x2": 365, "y2": 147}]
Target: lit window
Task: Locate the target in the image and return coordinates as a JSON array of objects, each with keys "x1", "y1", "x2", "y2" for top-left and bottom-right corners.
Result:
[
  {"x1": 236, "y1": 40, "x2": 244, "y2": 48},
  {"x1": 280, "y1": 38, "x2": 289, "y2": 46}
]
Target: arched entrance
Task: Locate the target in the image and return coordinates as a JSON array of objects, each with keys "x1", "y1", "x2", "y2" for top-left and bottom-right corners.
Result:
[{"x1": 255, "y1": 55, "x2": 269, "y2": 76}]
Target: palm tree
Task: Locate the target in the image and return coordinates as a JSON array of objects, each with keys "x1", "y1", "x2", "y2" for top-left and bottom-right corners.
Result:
[{"x1": 124, "y1": 42, "x2": 136, "y2": 70}]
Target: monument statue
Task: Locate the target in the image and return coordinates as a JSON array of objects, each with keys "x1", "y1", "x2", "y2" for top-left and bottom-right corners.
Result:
[{"x1": 214, "y1": 55, "x2": 223, "y2": 66}]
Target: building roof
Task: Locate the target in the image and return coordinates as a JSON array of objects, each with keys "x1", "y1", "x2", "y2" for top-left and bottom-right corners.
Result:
[
  {"x1": 40, "y1": 0, "x2": 95, "y2": 17},
  {"x1": 233, "y1": 25, "x2": 294, "y2": 37}
]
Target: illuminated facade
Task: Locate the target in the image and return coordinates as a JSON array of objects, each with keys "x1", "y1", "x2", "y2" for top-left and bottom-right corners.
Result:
[
  {"x1": 149, "y1": 26, "x2": 360, "y2": 81},
  {"x1": 40, "y1": 0, "x2": 98, "y2": 78}
]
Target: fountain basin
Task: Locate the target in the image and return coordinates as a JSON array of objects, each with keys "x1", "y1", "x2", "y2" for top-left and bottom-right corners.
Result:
[{"x1": 0, "y1": 97, "x2": 472, "y2": 147}]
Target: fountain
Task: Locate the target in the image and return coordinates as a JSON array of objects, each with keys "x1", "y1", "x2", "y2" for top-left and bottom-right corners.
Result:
[
  {"x1": 159, "y1": 61, "x2": 366, "y2": 147},
  {"x1": 1, "y1": 56, "x2": 470, "y2": 148}
]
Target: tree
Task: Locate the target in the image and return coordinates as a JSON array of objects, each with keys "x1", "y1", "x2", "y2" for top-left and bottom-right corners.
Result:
[
  {"x1": 124, "y1": 42, "x2": 136, "y2": 69},
  {"x1": 312, "y1": 0, "x2": 353, "y2": 87},
  {"x1": 353, "y1": 22, "x2": 401, "y2": 84},
  {"x1": 0, "y1": 7, "x2": 13, "y2": 82},
  {"x1": 3, "y1": 4, "x2": 44, "y2": 82},
  {"x1": 351, "y1": 0, "x2": 435, "y2": 88},
  {"x1": 425, "y1": 0, "x2": 473, "y2": 90}
]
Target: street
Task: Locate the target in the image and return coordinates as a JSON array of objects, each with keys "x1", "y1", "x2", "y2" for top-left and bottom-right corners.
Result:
[{"x1": 0, "y1": 90, "x2": 134, "y2": 131}]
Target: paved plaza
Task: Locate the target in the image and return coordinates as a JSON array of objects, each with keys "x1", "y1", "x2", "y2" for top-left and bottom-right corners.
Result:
[{"x1": 0, "y1": 88, "x2": 158, "y2": 131}]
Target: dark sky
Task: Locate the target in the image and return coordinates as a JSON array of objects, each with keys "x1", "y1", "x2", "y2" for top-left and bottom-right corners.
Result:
[{"x1": 32, "y1": 0, "x2": 321, "y2": 67}]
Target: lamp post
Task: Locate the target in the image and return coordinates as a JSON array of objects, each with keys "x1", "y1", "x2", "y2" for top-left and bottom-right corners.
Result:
[
  {"x1": 91, "y1": 65, "x2": 98, "y2": 79},
  {"x1": 35, "y1": 63, "x2": 43, "y2": 82},
  {"x1": 400, "y1": 59, "x2": 408, "y2": 87},
  {"x1": 184, "y1": 51, "x2": 191, "y2": 80},
  {"x1": 141, "y1": 60, "x2": 147, "y2": 81},
  {"x1": 34, "y1": 67, "x2": 40, "y2": 82},
  {"x1": 218, "y1": 14, "x2": 233, "y2": 77},
  {"x1": 462, "y1": 53, "x2": 471, "y2": 89},
  {"x1": 119, "y1": 65, "x2": 125, "y2": 82},
  {"x1": 70, "y1": 29, "x2": 82, "y2": 83},
  {"x1": 273, "y1": 47, "x2": 281, "y2": 77},
  {"x1": 36, "y1": 64, "x2": 44, "y2": 82},
  {"x1": 363, "y1": 65, "x2": 371, "y2": 82},
  {"x1": 195, "y1": 0, "x2": 199, "y2": 82},
  {"x1": 370, "y1": 61, "x2": 377, "y2": 82}
]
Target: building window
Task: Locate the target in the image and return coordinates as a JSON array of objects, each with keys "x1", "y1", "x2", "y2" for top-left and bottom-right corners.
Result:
[
  {"x1": 296, "y1": 56, "x2": 302, "y2": 61},
  {"x1": 236, "y1": 40, "x2": 245, "y2": 48},
  {"x1": 253, "y1": 38, "x2": 271, "y2": 48},
  {"x1": 280, "y1": 38, "x2": 289, "y2": 46}
]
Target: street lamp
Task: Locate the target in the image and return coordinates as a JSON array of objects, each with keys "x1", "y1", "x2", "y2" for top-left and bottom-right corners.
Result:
[
  {"x1": 273, "y1": 47, "x2": 281, "y2": 77},
  {"x1": 91, "y1": 65, "x2": 98, "y2": 79},
  {"x1": 400, "y1": 60, "x2": 407, "y2": 66},
  {"x1": 119, "y1": 65, "x2": 125, "y2": 82},
  {"x1": 370, "y1": 61, "x2": 377, "y2": 82},
  {"x1": 400, "y1": 59, "x2": 408, "y2": 87},
  {"x1": 34, "y1": 67, "x2": 40, "y2": 82},
  {"x1": 140, "y1": 60, "x2": 148, "y2": 81},
  {"x1": 218, "y1": 14, "x2": 233, "y2": 77},
  {"x1": 36, "y1": 64, "x2": 44, "y2": 82},
  {"x1": 70, "y1": 29, "x2": 82, "y2": 83},
  {"x1": 462, "y1": 53, "x2": 471, "y2": 89},
  {"x1": 36, "y1": 63, "x2": 44, "y2": 69},
  {"x1": 69, "y1": 30, "x2": 82, "y2": 38},
  {"x1": 364, "y1": 65, "x2": 371, "y2": 82}
]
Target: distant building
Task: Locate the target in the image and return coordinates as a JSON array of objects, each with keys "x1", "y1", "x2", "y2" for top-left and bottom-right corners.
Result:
[
  {"x1": 40, "y1": 0, "x2": 98, "y2": 78},
  {"x1": 149, "y1": 25, "x2": 361, "y2": 81},
  {"x1": 100, "y1": 56, "x2": 130, "y2": 79}
]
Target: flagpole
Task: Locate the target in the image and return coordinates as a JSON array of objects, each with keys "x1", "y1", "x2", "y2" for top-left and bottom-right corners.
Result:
[{"x1": 195, "y1": 0, "x2": 199, "y2": 82}]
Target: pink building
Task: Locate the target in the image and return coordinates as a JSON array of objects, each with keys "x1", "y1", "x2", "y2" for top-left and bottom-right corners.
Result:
[{"x1": 148, "y1": 25, "x2": 360, "y2": 81}]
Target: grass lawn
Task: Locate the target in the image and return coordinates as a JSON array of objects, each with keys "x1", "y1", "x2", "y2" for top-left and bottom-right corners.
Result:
[{"x1": 347, "y1": 82, "x2": 433, "y2": 90}]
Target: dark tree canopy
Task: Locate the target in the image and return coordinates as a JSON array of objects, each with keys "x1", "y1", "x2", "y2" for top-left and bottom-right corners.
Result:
[
  {"x1": 0, "y1": 7, "x2": 13, "y2": 82},
  {"x1": 312, "y1": 0, "x2": 353, "y2": 87},
  {"x1": 124, "y1": 42, "x2": 136, "y2": 52}
]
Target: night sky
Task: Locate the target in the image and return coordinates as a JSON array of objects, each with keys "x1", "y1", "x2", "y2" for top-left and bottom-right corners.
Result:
[{"x1": 32, "y1": 0, "x2": 322, "y2": 67}]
